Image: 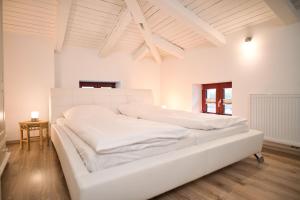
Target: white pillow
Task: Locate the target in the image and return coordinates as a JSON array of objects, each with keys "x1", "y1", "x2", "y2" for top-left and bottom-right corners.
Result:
[
  {"x1": 118, "y1": 103, "x2": 159, "y2": 118},
  {"x1": 63, "y1": 105, "x2": 116, "y2": 120}
]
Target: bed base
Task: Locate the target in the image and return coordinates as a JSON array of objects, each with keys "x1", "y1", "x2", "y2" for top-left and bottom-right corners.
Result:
[{"x1": 51, "y1": 126, "x2": 264, "y2": 200}]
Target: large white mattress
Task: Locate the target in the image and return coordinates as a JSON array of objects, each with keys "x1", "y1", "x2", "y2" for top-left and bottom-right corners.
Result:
[{"x1": 55, "y1": 118, "x2": 249, "y2": 172}]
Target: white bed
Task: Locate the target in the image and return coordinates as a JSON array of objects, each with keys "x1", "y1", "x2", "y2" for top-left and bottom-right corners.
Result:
[
  {"x1": 56, "y1": 117, "x2": 249, "y2": 172},
  {"x1": 50, "y1": 88, "x2": 264, "y2": 200}
]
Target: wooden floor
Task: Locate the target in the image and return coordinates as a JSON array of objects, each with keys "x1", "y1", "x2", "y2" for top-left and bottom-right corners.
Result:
[{"x1": 2, "y1": 141, "x2": 300, "y2": 200}]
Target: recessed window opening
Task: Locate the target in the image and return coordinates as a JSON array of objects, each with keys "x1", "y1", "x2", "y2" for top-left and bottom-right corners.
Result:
[
  {"x1": 79, "y1": 81, "x2": 120, "y2": 88},
  {"x1": 202, "y1": 82, "x2": 232, "y2": 115}
]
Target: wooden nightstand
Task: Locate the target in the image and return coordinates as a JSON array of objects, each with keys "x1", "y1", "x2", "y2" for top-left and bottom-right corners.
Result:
[{"x1": 19, "y1": 121, "x2": 49, "y2": 150}]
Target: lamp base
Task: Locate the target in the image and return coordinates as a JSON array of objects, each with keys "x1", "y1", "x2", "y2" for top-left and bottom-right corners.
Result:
[{"x1": 31, "y1": 118, "x2": 39, "y2": 122}]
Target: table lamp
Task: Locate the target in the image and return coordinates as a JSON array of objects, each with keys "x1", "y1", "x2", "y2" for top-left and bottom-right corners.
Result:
[{"x1": 31, "y1": 111, "x2": 39, "y2": 122}]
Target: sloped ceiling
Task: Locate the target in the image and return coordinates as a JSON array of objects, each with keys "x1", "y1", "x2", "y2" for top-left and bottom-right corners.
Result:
[
  {"x1": 65, "y1": 0, "x2": 125, "y2": 48},
  {"x1": 3, "y1": 0, "x2": 297, "y2": 61},
  {"x1": 3, "y1": 0, "x2": 57, "y2": 38}
]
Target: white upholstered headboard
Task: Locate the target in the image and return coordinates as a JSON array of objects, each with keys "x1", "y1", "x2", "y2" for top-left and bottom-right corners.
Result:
[{"x1": 50, "y1": 88, "x2": 153, "y2": 123}]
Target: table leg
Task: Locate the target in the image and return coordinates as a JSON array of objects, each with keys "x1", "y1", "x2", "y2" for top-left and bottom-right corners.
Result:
[
  {"x1": 46, "y1": 127, "x2": 49, "y2": 146},
  {"x1": 39, "y1": 127, "x2": 43, "y2": 149},
  {"x1": 27, "y1": 127, "x2": 30, "y2": 151},
  {"x1": 20, "y1": 128, "x2": 23, "y2": 149}
]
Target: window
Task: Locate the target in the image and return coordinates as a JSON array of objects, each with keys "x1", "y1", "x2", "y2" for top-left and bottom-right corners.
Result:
[
  {"x1": 202, "y1": 82, "x2": 232, "y2": 115},
  {"x1": 79, "y1": 81, "x2": 118, "y2": 88}
]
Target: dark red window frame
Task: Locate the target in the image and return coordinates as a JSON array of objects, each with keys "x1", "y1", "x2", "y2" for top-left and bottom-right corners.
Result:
[
  {"x1": 202, "y1": 82, "x2": 232, "y2": 115},
  {"x1": 79, "y1": 81, "x2": 117, "y2": 88}
]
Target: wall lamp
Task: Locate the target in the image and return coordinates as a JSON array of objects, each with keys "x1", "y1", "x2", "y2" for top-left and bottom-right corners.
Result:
[{"x1": 245, "y1": 36, "x2": 252, "y2": 42}]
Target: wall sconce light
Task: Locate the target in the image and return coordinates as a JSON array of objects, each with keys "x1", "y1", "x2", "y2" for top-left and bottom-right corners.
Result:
[
  {"x1": 31, "y1": 111, "x2": 39, "y2": 122},
  {"x1": 161, "y1": 105, "x2": 167, "y2": 109},
  {"x1": 241, "y1": 36, "x2": 257, "y2": 61},
  {"x1": 244, "y1": 36, "x2": 252, "y2": 42}
]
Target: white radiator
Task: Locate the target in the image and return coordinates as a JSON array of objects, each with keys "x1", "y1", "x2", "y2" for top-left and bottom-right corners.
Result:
[{"x1": 250, "y1": 94, "x2": 300, "y2": 147}]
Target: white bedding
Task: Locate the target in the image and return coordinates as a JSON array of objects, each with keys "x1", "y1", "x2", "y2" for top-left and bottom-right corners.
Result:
[
  {"x1": 118, "y1": 103, "x2": 246, "y2": 130},
  {"x1": 56, "y1": 118, "x2": 196, "y2": 171},
  {"x1": 63, "y1": 106, "x2": 188, "y2": 154},
  {"x1": 190, "y1": 122, "x2": 249, "y2": 144},
  {"x1": 56, "y1": 118, "x2": 249, "y2": 172}
]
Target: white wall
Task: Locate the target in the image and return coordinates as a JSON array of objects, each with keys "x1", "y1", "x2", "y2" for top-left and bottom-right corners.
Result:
[
  {"x1": 0, "y1": 0, "x2": 4, "y2": 132},
  {"x1": 55, "y1": 46, "x2": 161, "y2": 103},
  {"x1": 161, "y1": 22, "x2": 300, "y2": 119},
  {"x1": 4, "y1": 32, "x2": 55, "y2": 141},
  {"x1": 3, "y1": 40, "x2": 160, "y2": 141},
  {"x1": 4, "y1": 21, "x2": 299, "y2": 141}
]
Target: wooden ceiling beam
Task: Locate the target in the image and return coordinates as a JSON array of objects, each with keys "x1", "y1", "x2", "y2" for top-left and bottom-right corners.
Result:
[
  {"x1": 99, "y1": 8, "x2": 132, "y2": 57},
  {"x1": 55, "y1": 0, "x2": 72, "y2": 52},
  {"x1": 152, "y1": 35, "x2": 184, "y2": 59},
  {"x1": 147, "y1": 0, "x2": 226, "y2": 46},
  {"x1": 132, "y1": 43, "x2": 149, "y2": 62},
  {"x1": 264, "y1": 0, "x2": 300, "y2": 25},
  {"x1": 124, "y1": 0, "x2": 162, "y2": 64}
]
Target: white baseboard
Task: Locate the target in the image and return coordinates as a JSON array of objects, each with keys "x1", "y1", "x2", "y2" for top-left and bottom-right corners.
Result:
[{"x1": 264, "y1": 137, "x2": 300, "y2": 147}]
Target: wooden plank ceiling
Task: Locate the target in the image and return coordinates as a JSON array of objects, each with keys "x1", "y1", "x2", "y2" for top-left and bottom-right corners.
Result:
[
  {"x1": 3, "y1": 0, "x2": 57, "y2": 38},
  {"x1": 3, "y1": 0, "x2": 279, "y2": 59},
  {"x1": 65, "y1": 0, "x2": 125, "y2": 48}
]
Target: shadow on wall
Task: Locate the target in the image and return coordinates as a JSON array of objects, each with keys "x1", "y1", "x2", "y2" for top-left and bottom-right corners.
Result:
[{"x1": 192, "y1": 84, "x2": 202, "y2": 112}]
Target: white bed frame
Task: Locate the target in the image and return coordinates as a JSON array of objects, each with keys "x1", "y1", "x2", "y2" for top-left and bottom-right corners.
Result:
[{"x1": 50, "y1": 88, "x2": 264, "y2": 200}]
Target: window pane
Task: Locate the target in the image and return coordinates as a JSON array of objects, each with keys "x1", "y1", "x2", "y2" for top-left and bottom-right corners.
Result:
[
  {"x1": 207, "y1": 103, "x2": 216, "y2": 113},
  {"x1": 206, "y1": 89, "x2": 216, "y2": 113},
  {"x1": 207, "y1": 89, "x2": 216, "y2": 99},
  {"x1": 224, "y1": 104, "x2": 232, "y2": 115},
  {"x1": 224, "y1": 88, "x2": 232, "y2": 99},
  {"x1": 224, "y1": 88, "x2": 232, "y2": 114}
]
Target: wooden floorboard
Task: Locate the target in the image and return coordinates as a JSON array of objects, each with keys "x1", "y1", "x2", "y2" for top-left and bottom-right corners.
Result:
[
  {"x1": 1, "y1": 141, "x2": 300, "y2": 200},
  {"x1": 1, "y1": 142, "x2": 70, "y2": 200}
]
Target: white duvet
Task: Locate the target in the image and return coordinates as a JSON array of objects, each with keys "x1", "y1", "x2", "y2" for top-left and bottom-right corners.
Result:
[
  {"x1": 63, "y1": 106, "x2": 188, "y2": 154},
  {"x1": 57, "y1": 118, "x2": 196, "y2": 171},
  {"x1": 118, "y1": 103, "x2": 247, "y2": 130}
]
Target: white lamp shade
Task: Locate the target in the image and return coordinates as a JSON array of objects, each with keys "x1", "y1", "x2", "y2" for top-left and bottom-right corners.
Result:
[{"x1": 31, "y1": 111, "x2": 39, "y2": 120}]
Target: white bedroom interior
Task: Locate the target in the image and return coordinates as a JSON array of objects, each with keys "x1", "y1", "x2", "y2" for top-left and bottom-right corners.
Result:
[{"x1": 0, "y1": 0, "x2": 300, "y2": 199}]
